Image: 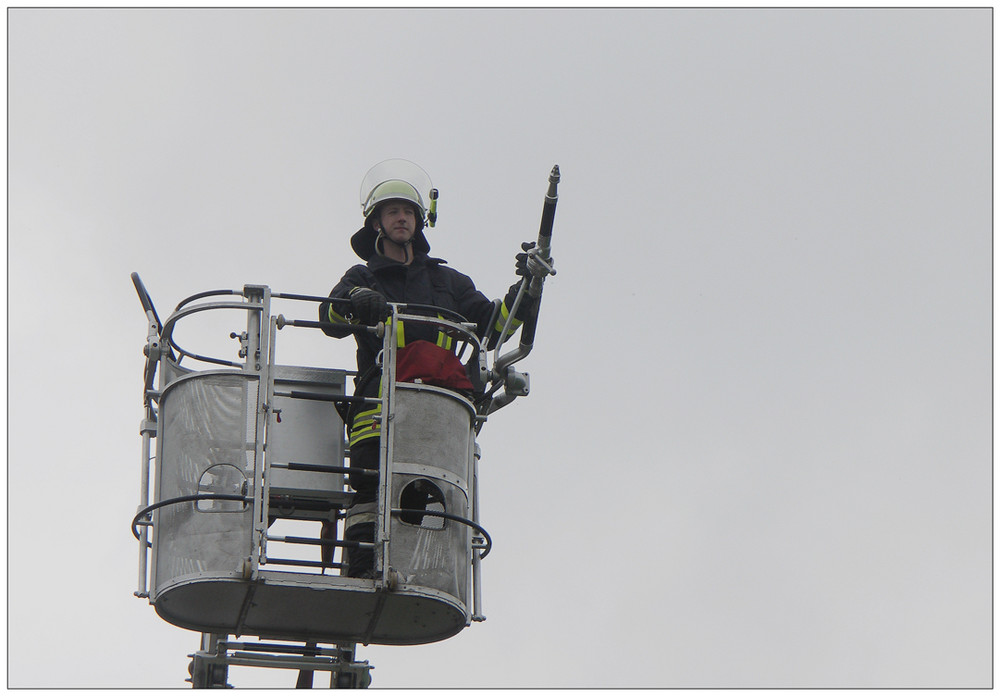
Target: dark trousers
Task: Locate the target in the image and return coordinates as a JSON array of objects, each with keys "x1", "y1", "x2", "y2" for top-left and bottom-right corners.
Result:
[
  {"x1": 342, "y1": 439, "x2": 379, "y2": 576},
  {"x1": 348, "y1": 439, "x2": 380, "y2": 505}
]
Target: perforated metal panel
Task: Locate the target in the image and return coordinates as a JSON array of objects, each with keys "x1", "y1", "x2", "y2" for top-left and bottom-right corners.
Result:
[
  {"x1": 387, "y1": 384, "x2": 475, "y2": 619},
  {"x1": 152, "y1": 372, "x2": 257, "y2": 596}
]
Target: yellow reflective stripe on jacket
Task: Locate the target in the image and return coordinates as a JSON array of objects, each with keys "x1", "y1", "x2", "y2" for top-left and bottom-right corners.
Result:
[
  {"x1": 494, "y1": 302, "x2": 523, "y2": 337},
  {"x1": 393, "y1": 316, "x2": 455, "y2": 352},
  {"x1": 435, "y1": 314, "x2": 453, "y2": 351}
]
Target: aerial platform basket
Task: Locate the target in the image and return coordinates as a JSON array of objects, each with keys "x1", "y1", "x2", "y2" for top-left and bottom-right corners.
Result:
[
  {"x1": 131, "y1": 279, "x2": 499, "y2": 647},
  {"x1": 129, "y1": 165, "x2": 557, "y2": 687}
]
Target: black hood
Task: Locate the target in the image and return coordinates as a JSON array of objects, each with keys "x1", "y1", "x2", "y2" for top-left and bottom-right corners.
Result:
[{"x1": 350, "y1": 221, "x2": 431, "y2": 261}]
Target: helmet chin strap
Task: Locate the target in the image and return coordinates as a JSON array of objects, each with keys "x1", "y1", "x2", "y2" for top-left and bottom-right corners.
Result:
[{"x1": 375, "y1": 228, "x2": 414, "y2": 264}]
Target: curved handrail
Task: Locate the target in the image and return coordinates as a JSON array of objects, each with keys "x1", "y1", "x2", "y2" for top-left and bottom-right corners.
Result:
[
  {"x1": 174, "y1": 288, "x2": 240, "y2": 311},
  {"x1": 389, "y1": 308, "x2": 488, "y2": 391},
  {"x1": 159, "y1": 299, "x2": 263, "y2": 369},
  {"x1": 131, "y1": 272, "x2": 164, "y2": 333},
  {"x1": 392, "y1": 309, "x2": 481, "y2": 349},
  {"x1": 132, "y1": 499, "x2": 491, "y2": 557},
  {"x1": 390, "y1": 508, "x2": 492, "y2": 559},
  {"x1": 393, "y1": 302, "x2": 471, "y2": 327},
  {"x1": 158, "y1": 286, "x2": 489, "y2": 375},
  {"x1": 132, "y1": 494, "x2": 252, "y2": 541}
]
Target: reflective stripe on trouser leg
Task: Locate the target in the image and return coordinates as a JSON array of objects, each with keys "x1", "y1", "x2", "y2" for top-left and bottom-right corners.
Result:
[
  {"x1": 349, "y1": 406, "x2": 382, "y2": 448},
  {"x1": 345, "y1": 502, "x2": 378, "y2": 529}
]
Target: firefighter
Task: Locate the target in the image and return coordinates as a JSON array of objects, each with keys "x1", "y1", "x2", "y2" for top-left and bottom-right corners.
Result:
[{"x1": 319, "y1": 160, "x2": 550, "y2": 577}]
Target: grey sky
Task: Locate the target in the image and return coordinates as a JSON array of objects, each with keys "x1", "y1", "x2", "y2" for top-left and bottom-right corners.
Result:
[{"x1": 7, "y1": 7, "x2": 992, "y2": 688}]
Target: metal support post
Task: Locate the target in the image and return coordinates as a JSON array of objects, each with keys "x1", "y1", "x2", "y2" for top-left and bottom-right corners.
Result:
[
  {"x1": 135, "y1": 413, "x2": 156, "y2": 598},
  {"x1": 471, "y1": 442, "x2": 485, "y2": 622},
  {"x1": 244, "y1": 285, "x2": 271, "y2": 577},
  {"x1": 376, "y1": 310, "x2": 399, "y2": 587}
]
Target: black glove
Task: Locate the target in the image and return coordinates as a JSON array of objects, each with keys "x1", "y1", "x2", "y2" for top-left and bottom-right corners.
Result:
[
  {"x1": 349, "y1": 287, "x2": 390, "y2": 325},
  {"x1": 515, "y1": 241, "x2": 553, "y2": 278},
  {"x1": 515, "y1": 241, "x2": 534, "y2": 276}
]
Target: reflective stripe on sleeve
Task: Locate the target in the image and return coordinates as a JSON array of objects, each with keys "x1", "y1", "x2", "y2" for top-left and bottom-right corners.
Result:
[
  {"x1": 494, "y1": 302, "x2": 523, "y2": 337},
  {"x1": 328, "y1": 303, "x2": 356, "y2": 325}
]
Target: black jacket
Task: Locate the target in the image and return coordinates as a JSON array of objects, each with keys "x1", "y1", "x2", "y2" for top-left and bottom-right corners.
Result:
[{"x1": 320, "y1": 252, "x2": 529, "y2": 380}]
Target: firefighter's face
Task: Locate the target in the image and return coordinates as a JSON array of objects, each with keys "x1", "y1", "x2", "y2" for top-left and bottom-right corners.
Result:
[{"x1": 377, "y1": 202, "x2": 417, "y2": 245}]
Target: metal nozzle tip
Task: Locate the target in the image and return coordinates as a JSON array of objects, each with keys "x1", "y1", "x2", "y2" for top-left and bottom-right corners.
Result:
[{"x1": 550, "y1": 165, "x2": 560, "y2": 182}]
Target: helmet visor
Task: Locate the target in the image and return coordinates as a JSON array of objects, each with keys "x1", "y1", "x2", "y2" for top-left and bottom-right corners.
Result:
[{"x1": 360, "y1": 159, "x2": 434, "y2": 217}]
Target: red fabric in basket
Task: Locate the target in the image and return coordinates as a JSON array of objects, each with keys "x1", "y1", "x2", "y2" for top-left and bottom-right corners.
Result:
[{"x1": 394, "y1": 340, "x2": 474, "y2": 391}]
